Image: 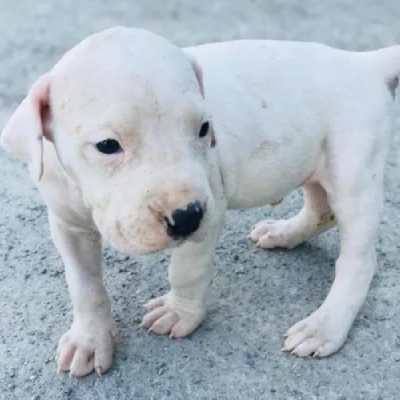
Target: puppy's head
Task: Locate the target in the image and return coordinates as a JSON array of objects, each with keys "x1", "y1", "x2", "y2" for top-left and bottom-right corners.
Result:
[{"x1": 1, "y1": 27, "x2": 217, "y2": 254}]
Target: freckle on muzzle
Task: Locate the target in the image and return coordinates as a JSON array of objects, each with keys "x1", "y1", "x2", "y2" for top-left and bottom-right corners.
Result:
[{"x1": 166, "y1": 200, "x2": 204, "y2": 240}]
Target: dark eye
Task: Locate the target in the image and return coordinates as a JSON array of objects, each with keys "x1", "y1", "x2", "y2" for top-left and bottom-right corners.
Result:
[
  {"x1": 95, "y1": 139, "x2": 122, "y2": 154},
  {"x1": 199, "y1": 122, "x2": 209, "y2": 138}
]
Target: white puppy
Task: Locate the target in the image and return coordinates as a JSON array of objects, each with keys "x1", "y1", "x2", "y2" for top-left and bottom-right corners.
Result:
[{"x1": 1, "y1": 27, "x2": 400, "y2": 377}]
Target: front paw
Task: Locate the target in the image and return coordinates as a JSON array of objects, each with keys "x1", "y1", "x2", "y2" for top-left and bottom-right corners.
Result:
[
  {"x1": 282, "y1": 309, "x2": 349, "y2": 358},
  {"x1": 142, "y1": 292, "x2": 206, "y2": 338},
  {"x1": 56, "y1": 315, "x2": 117, "y2": 377}
]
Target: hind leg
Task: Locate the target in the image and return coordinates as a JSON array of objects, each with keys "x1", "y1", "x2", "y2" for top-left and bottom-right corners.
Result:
[
  {"x1": 283, "y1": 179, "x2": 382, "y2": 356},
  {"x1": 250, "y1": 182, "x2": 335, "y2": 249},
  {"x1": 282, "y1": 100, "x2": 391, "y2": 356}
]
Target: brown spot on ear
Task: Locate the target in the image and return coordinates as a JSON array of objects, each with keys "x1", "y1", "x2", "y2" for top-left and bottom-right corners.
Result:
[
  {"x1": 211, "y1": 134, "x2": 216, "y2": 148},
  {"x1": 210, "y1": 124, "x2": 217, "y2": 148}
]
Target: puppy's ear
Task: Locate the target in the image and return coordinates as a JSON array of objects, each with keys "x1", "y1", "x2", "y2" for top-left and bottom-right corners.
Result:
[
  {"x1": 1, "y1": 73, "x2": 52, "y2": 181},
  {"x1": 186, "y1": 54, "x2": 217, "y2": 148},
  {"x1": 186, "y1": 53, "x2": 204, "y2": 96}
]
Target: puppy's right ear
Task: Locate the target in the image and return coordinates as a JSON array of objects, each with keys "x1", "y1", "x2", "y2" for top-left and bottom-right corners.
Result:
[
  {"x1": 186, "y1": 53, "x2": 204, "y2": 96},
  {"x1": 0, "y1": 73, "x2": 52, "y2": 181}
]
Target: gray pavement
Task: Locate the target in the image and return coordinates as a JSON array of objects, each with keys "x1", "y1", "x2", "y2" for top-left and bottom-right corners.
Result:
[{"x1": 1, "y1": 1, "x2": 400, "y2": 399}]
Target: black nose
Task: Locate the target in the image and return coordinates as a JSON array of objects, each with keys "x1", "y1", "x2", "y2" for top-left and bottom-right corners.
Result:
[{"x1": 166, "y1": 201, "x2": 204, "y2": 239}]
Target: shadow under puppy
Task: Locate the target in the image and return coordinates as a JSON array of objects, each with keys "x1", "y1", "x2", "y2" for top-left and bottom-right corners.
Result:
[{"x1": 1, "y1": 26, "x2": 400, "y2": 377}]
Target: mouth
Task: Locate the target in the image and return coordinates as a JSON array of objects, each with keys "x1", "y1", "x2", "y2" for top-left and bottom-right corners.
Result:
[
  {"x1": 107, "y1": 219, "x2": 205, "y2": 255},
  {"x1": 165, "y1": 219, "x2": 203, "y2": 241},
  {"x1": 170, "y1": 219, "x2": 208, "y2": 247},
  {"x1": 100, "y1": 197, "x2": 209, "y2": 255}
]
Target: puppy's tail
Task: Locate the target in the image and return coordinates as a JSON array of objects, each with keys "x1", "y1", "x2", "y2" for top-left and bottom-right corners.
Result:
[{"x1": 360, "y1": 45, "x2": 400, "y2": 91}]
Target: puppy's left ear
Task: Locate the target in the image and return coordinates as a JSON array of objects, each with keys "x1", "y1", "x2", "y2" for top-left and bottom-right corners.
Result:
[
  {"x1": 1, "y1": 73, "x2": 52, "y2": 181},
  {"x1": 186, "y1": 53, "x2": 216, "y2": 148}
]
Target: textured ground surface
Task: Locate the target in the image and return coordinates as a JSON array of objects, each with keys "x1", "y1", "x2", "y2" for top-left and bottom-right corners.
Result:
[{"x1": 1, "y1": 1, "x2": 400, "y2": 399}]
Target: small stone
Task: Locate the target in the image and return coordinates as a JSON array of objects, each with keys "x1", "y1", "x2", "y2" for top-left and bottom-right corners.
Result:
[
  {"x1": 245, "y1": 352, "x2": 256, "y2": 368},
  {"x1": 157, "y1": 361, "x2": 167, "y2": 375},
  {"x1": 63, "y1": 388, "x2": 73, "y2": 397},
  {"x1": 45, "y1": 355, "x2": 54, "y2": 364},
  {"x1": 234, "y1": 269, "x2": 245, "y2": 275}
]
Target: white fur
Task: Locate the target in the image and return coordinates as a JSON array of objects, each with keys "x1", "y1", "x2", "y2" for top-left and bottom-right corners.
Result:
[{"x1": 2, "y1": 26, "x2": 399, "y2": 376}]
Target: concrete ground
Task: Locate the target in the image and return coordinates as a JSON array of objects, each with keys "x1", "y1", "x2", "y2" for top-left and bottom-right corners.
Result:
[{"x1": 1, "y1": 0, "x2": 400, "y2": 399}]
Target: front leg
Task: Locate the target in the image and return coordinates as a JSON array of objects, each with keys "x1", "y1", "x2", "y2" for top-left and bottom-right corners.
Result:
[
  {"x1": 49, "y1": 213, "x2": 116, "y2": 377},
  {"x1": 142, "y1": 219, "x2": 223, "y2": 338}
]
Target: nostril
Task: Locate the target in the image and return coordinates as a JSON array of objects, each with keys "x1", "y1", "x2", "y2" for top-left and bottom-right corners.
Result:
[{"x1": 166, "y1": 201, "x2": 204, "y2": 239}]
